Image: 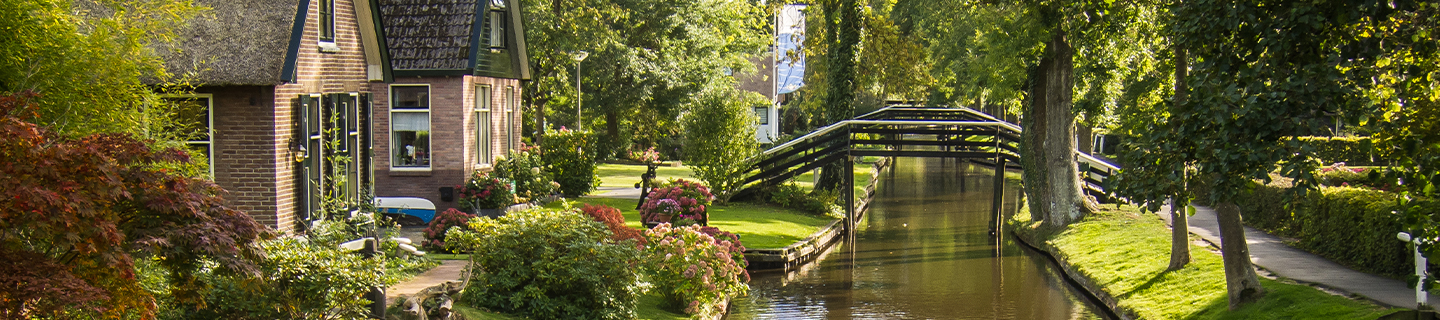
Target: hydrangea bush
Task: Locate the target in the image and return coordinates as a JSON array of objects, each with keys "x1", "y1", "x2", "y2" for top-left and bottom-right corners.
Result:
[
  {"x1": 639, "y1": 179, "x2": 715, "y2": 225},
  {"x1": 643, "y1": 223, "x2": 749, "y2": 316},
  {"x1": 422, "y1": 208, "x2": 476, "y2": 253},
  {"x1": 493, "y1": 144, "x2": 558, "y2": 199},
  {"x1": 457, "y1": 170, "x2": 514, "y2": 211}
]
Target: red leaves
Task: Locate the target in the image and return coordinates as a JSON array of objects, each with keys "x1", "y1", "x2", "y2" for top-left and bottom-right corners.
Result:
[
  {"x1": 581, "y1": 204, "x2": 647, "y2": 245},
  {"x1": 0, "y1": 92, "x2": 269, "y2": 317}
]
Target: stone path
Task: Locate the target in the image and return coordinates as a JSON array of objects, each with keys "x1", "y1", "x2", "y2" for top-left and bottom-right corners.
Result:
[
  {"x1": 1157, "y1": 204, "x2": 1437, "y2": 309},
  {"x1": 387, "y1": 260, "x2": 468, "y2": 300}
]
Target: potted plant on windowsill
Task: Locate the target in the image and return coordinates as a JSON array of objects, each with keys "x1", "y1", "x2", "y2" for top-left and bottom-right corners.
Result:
[{"x1": 458, "y1": 171, "x2": 515, "y2": 218}]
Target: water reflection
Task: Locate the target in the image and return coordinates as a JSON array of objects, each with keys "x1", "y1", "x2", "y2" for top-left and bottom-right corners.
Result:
[{"x1": 727, "y1": 157, "x2": 1106, "y2": 319}]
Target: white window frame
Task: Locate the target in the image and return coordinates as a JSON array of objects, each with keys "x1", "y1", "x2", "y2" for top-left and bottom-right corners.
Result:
[
  {"x1": 506, "y1": 86, "x2": 515, "y2": 151},
  {"x1": 389, "y1": 84, "x2": 432, "y2": 171},
  {"x1": 475, "y1": 85, "x2": 493, "y2": 166},
  {"x1": 160, "y1": 94, "x2": 214, "y2": 177}
]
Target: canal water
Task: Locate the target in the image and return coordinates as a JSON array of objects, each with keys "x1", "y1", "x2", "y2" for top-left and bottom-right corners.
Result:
[{"x1": 726, "y1": 157, "x2": 1107, "y2": 319}]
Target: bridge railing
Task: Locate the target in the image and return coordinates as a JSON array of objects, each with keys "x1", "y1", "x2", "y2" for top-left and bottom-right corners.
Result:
[{"x1": 733, "y1": 106, "x2": 1120, "y2": 198}]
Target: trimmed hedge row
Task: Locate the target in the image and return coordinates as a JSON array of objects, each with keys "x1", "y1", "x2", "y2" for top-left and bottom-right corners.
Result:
[
  {"x1": 1233, "y1": 181, "x2": 1434, "y2": 278},
  {"x1": 1298, "y1": 136, "x2": 1392, "y2": 166}
]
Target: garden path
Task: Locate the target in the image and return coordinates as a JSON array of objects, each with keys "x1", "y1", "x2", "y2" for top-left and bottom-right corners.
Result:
[
  {"x1": 1156, "y1": 205, "x2": 1439, "y2": 308},
  {"x1": 387, "y1": 260, "x2": 468, "y2": 301}
]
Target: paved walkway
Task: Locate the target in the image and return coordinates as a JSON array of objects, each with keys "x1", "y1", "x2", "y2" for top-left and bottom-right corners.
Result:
[
  {"x1": 387, "y1": 260, "x2": 468, "y2": 300},
  {"x1": 1156, "y1": 204, "x2": 1436, "y2": 308}
]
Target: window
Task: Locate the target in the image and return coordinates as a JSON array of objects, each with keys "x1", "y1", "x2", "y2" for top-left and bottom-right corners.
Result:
[
  {"x1": 475, "y1": 85, "x2": 492, "y2": 165},
  {"x1": 506, "y1": 86, "x2": 515, "y2": 151},
  {"x1": 319, "y1": 0, "x2": 335, "y2": 41},
  {"x1": 754, "y1": 106, "x2": 769, "y2": 125},
  {"x1": 488, "y1": 0, "x2": 506, "y2": 49},
  {"x1": 391, "y1": 85, "x2": 430, "y2": 169},
  {"x1": 162, "y1": 95, "x2": 213, "y2": 176}
]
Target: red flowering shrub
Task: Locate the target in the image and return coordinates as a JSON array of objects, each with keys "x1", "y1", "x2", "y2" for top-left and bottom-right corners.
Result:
[
  {"x1": 423, "y1": 209, "x2": 476, "y2": 253},
  {"x1": 581, "y1": 204, "x2": 646, "y2": 245},
  {"x1": 458, "y1": 171, "x2": 514, "y2": 211},
  {"x1": 640, "y1": 179, "x2": 715, "y2": 225}
]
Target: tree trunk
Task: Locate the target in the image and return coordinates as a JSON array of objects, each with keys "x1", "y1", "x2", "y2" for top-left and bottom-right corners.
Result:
[
  {"x1": 815, "y1": 0, "x2": 860, "y2": 192},
  {"x1": 1021, "y1": 53, "x2": 1051, "y2": 225},
  {"x1": 1215, "y1": 201, "x2": 1266, "y2": 309},
  {"x1": 605, "y1": 110, "x2": 621, "y2": 157},
  {"x1": 1168, "y1": 197, "x2": 1191, "y2": 270},
  {"x1": 1076, "y1": 124, "x2": 1093, "y2": 155},
  {"x1": 1040, "y1": 30, "x2": 1087, "y2": 227},
  {"x1": 1167, "y1": 46, "x2": 1191, "y2": 271}
]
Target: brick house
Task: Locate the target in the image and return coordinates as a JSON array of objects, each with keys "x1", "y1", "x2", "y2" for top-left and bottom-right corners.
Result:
[{"x1": 160, "y1": 0, "x2": 529, "y2": 232}]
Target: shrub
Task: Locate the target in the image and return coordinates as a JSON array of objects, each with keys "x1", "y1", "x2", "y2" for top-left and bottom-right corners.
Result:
[
  {"x1": 541, "y1": 127, "x2": 600, "y2": 197},
  {"x1": 581, "y1": 204, "x2": 647, "y2": 245},
  {"x1": 764, "y1": 183, "x2": 843, "y2": 217},
  {"x1": 422, "y1": 209, "x2": 477, "y2": 253},
  {"x1": 1235, "y1": 182, "x2": 1436, "y2": 277},
  {"x1": 444, "y1": 208, "x2": 643, "y2": 320},
  {"x1": 493, "y1": 144, "x2": 558, "y2": 199},
  {"x1": 166, "y1": 238, "x2": 396, "y2": 320},
  {"x1": 682, "y1": 88, "x2": 763, "y2": 203},
  {"x1": 1299, "y1": 136, "x2": 1392, "y2": 166},
  {"x1": 458, "y1": 170, "x2": 514, "y2": 210},
  {"x1": 643, "y1": 224, "x2": 750, "y2": 317},
  {"x1": 640, "y1": 179, "x2": 715, "y2": 225}
]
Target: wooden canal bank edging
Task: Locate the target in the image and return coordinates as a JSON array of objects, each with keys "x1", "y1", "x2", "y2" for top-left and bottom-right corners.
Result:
[
  {"x1": 743, "y1": 157, "x2": 890, "y2": 271},
  {"x1": 1011, "y1": 226, "x2": 1133, "y2": 320}
]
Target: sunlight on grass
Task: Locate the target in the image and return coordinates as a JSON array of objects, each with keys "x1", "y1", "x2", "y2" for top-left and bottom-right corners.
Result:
[
  {"x1": 546, "y1": 197, "x2": 834, "y2": 250},
  {"x1": 596, "y1": 163, "x2": 696, "y2": 188},
  {"x1": 1037, "y1": 206, "x2": 1396, "y2": 320}
]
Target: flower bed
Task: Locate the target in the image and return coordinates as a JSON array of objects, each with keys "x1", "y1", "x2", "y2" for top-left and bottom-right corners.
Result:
[
  {"x1": 457, "y1": 171, "x2": 513, "y2": 212},
  {"x1": 640, "y1": 179, "x2": 715, "y2": 226},
  {"x1": 643, "y1": 223, "x2": 749, "y2": 317}
]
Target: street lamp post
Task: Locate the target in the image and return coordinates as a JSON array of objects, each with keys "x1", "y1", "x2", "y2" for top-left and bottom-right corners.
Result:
[{"x1": 571, "y1": 50, "x2": 589, "y2": 130}]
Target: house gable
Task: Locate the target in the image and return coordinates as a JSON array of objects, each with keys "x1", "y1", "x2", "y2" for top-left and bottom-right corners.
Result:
[{"x1": 375, "y1": 0, "x2": 529, "y2": 79}]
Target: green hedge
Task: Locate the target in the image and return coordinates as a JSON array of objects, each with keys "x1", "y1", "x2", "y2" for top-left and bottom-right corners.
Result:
[
  {"x1": 1298, "y1": 136, "x2": 1392, "y2": 166},
  {"x1": 1235, "y1": 182, "x2": 1432, "y2": 277}
]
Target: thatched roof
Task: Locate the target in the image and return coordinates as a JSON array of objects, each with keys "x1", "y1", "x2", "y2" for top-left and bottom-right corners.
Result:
[
  {"x1": 159, "y1": 0, "x2": 299, "y2": 86},
  {"x1": 377, "y1": 0, "x2": 478, "y2": 71}
]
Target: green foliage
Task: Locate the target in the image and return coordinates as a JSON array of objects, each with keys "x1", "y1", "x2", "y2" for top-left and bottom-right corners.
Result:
[
  {"x1": 422, "y1": 209, "x2": 478, "y2": 253},
  {"x1": 493, "y1": 145, "x2": 558, "y2": 199},
  {"x1": 541, "y1": 127, "x2": 600, "y2": 197},
  {"x1": 458, "y1": 170, "x2": 516, "y2": 210},
  {"x1": 0, "y1": 93, "x2": 266, "y2": 318},
  {"x1": 164, "y1": 238, "x2": 398, "y2": 320},
  {"x1": 682, "y1": 88, "x2": 761, "y2": 202},
  {"x1": 519, "y1": 0, "x2": 769, "y2": 157},
  {"x1": 445, "y1": 207, "x2": 643, "y2": 320},
  {"x1": 0, "y1": 0, "x2": 202, "y2": 137},
  {"x1": 1298, "y1": 136, "x2": 1391, "y2": 166},
  {"x1": 642, "y1": 224, "x2": 750, "y2": 317},
  {"x1": 763, "y1": 183, "x2": 842, "y2": 217},
  {"x1": 1234, "y1": 183, "x2": 1431, "y2": 278}
]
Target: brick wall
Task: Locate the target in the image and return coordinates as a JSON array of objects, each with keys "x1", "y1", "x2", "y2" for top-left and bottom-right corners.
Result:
[
  {"x1": 371, "y1": 75, "x2": 523, "y2": 214},
  {"x1": 202, "y1": 86, "x2": 281, "y2": 227}
]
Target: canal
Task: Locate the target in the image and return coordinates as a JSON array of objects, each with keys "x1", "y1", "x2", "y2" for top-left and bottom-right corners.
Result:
[{"x1": 727, "y1": 157, "x2": 1108, "y2": 319}]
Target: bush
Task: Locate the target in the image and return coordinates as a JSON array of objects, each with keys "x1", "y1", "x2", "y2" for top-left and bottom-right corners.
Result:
[
  {"x1": 165, "y1": 238, "x2": 397, "y2": 320},
  {"x1": 422, "y1": 209, "x2": 477, "y2": 253},
  {"x1": 581, "y1": 204, "x2": 647, "y2": 245},
  {"x1": 493, "y1": 144, "x2": 558, "y2": 199},
  {"x1": 683, "y1": 88, "x2": 763, "y2": 203},
  {"x1": 1299, "y1": 136, "x2": 1392, "y2": 166},
  {"x1": 541, "y1": 127, "x2": 600, "y2": 197},
  {"x1": 444, "y1": 207, "x2": 643, "y2": 320},
  {"x1": 457, "y1": 170, "x2": 514, "y2": 210},
  {"x1": 764, "y1": 183, "x2": 842, "y2": 217},
  {"x1": 640, "y1": 179, "x2": 715, "y2": 226},
  {"x1": 643, "y1": 224, "x2": 750, "y2": 317},
  {"x1": 1235, "y1": 182, "x2": 1435, "y2": 277}
]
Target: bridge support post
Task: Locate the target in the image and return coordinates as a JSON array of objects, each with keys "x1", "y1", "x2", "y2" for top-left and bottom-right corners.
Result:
[
  {"x1": 845, "y1": 153, "x2": 856, "y2": 234},
  {"x1": 990, "y1": 157, "x2": 1006, "y2": 236}
]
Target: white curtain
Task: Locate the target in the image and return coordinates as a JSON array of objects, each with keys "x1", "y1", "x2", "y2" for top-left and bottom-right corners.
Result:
[{"x1": 392, "y1": 112, "x2": 429, "y2": 132}]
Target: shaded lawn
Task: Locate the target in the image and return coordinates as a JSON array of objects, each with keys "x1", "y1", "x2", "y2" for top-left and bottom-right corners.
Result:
[
  {"x1": 1021, "y1": 205, "x2": 1396, "y2": 320},
  {"x1": 545, "y1": 197, "x2": 834, "y2": 250}
]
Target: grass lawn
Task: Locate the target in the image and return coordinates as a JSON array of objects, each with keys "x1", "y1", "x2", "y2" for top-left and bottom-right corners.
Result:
[
  {"x1": 596, "y1": 163, "x2": 697, "y2": 189},
  {"x1": 545, "y1": 197, "x2": 834, "y2": 249},
  {"x1": 425, "y1": 253, "x2": 470, "y2": 260},
  {"x1": 786, "y1": 161, "x2": 874, "y2": 198},
  {"x1": 1016, "y1": 205, "x2": 1397, "y2": 319},
  {"x1": 449, "y1": 293, "x2": 688, "y2": 319}
]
